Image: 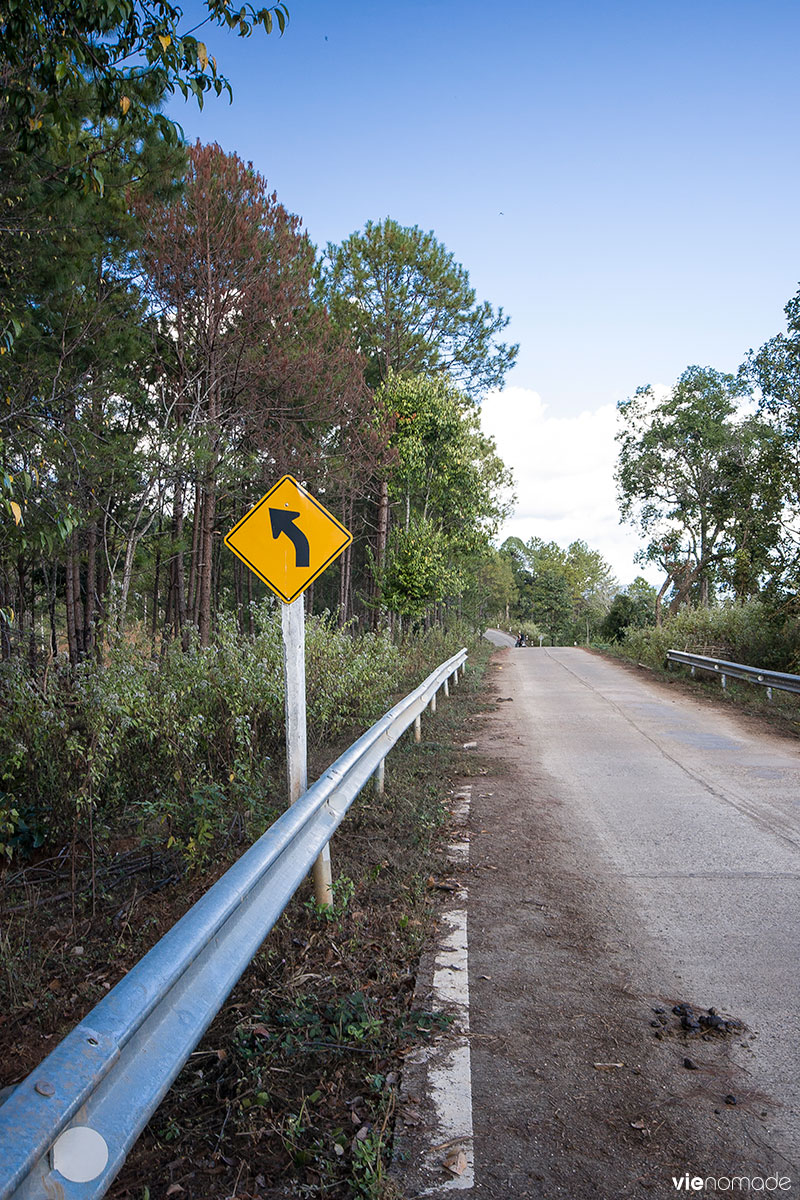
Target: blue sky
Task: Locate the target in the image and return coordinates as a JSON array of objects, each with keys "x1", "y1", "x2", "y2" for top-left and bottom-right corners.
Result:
[{"x1": 168, "y1": 0, "x2": 800, "y2": 583}]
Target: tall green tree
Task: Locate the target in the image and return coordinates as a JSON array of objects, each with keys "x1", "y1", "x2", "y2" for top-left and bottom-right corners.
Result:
[
  {"x1": 320, "y1": 220, "x2": 518, "y2": 611},
  {"x1": 742, "y1": 283, "x2": 800, "y2": 593},
  {"x1": 615, "y1": 366, "x2": 782, "y2": 621},
  {"x1": 0, "y1": 99, "x2": 183, "y2": 660},
  {"x1": 321, "y1": 219, "x2": 518, "y2": 396},
  {"x1": 374, "y1": 372, "x2": 514, "y2": 624},
  {"x1": 744, "y1": 286, "x2": 800, "y2": 456},
  {"x1": 378, "y1": 373, "x2": 513, "y2": 537},
  {"x1": 562, "y1": 539, "x2": 617, "y2": 639},
  {"x1": 600, "y1": 577, "x2": 657, "y2": 642},
  {"x1": 500, "y1": 535, "x2": 615, "y2": 644}
]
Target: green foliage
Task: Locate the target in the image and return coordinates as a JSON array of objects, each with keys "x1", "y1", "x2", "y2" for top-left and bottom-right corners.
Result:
[
  {"x1": 460, "y1": 548, "x2": 518, "y2": 631},
  {"x1": 615, "y1": 365, "x2": 783, "y2": 611},
  {"x1": 618, "y1": 599, "x2": 800, "y2": 673},
  {"x1": 372, "y1": 371, "x2": 515, "y2": 624},
  {"x1": 321, "y1": 219, "x2": 518, "y2": 396},
  {"x1": 382, "y1": 518, "x2": 459, "y2": 620},
  {"x1": 0, "y1": 603, "x2": 433, "y2": 860},
  {"x1": 744, "y1": 286, "x2": 800, "y2": 462},
  {"x1": 741, "y1": 283, "x2": 800, "y2": 593},
  {"x1": 600, "y1": 577, "x2": 657, "y2": 642},
  {"x1": 501, "y1": 535, "x2": 617, "y2": 644},
  {"x1": 1, "y1": 1, "x2": 288, "y2": 167},
  {"x1": 0, "y1": 606, "x2": 474, "y2": 861},
  {"x1": 304, "y1": 873, "x2": 355, "y2": 923},
  {"x1": 379, "y1": 371, "x2": 514, "y2": 537},
  {"x1": 302, "y1": 616, "x2": 403, "y2": 739}
]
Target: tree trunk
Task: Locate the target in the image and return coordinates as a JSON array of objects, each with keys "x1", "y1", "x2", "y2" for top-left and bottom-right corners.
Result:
[
  {"x1": 338, "y1": 496, "x2": 353, "y2": 626},
  {"x1": 95, "y1": 557, "x2": 108, "y2": 655},
  {"x1": 84, "y1": 521, "x2": 98, "y2": 656},
  {"x1": 151, "y1": 529, "x2": 161, "y2": 651},
  {"x1": 212, "y1": 525, "x2": 222, "y2": 621},
  {"x1": 188, "y1": 482, "x2": 202, "y2": 628},
  {"x1": 65, "y1": 540, "x2": 78, "y2": 665},
  {"x1": 374, "y1": 478, "x2": 389, "y2": 629},
  {"x1": 198, "y1": 480, "x2": 216, "y2": 648},
  {"x1": 15, "y1": 556, "x2": 26, "y2": 649},
  {"x1": 72, "y1": 543, "x2": 85, "y2": 658},
  {"x1": 117, "y1": 536, "x2": 137, "y2": 634},
  {"x1": 170, "y1": 481, "x2": 188, "y2": 645},
  {"x1": 42, "y1": 560, "x2": 58, "y2": 657}
]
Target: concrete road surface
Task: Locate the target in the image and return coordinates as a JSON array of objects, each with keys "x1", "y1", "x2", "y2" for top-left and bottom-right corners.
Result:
[{"x1": 403, "y1": 639, "x2": 800, "y2": 1196}]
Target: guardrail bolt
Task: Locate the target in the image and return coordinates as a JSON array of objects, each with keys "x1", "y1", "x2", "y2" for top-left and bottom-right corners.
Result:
[{"x1": 35, "y1": 1081, "x2": 55, "y2": 1097}]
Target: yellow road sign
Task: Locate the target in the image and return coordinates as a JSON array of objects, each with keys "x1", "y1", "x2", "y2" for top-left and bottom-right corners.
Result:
[{"x1": 224, "y1": 475, "x2": 352, "y2": 604}]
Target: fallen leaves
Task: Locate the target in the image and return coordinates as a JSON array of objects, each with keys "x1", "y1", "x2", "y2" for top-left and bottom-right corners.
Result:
[
  {"x1": 426, "y1": 876, "x2": 459, "y2": 893},
  {"x1": 443, "y1": 1148, "x2": 468, "y2": 1176}
]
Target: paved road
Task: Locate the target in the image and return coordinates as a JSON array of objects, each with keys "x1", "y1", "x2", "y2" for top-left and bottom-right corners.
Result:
[{"x1": 411, "y1": 639, "x2": 800, "y2": 1196}]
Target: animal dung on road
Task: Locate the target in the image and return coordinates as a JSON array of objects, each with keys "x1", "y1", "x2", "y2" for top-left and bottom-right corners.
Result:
[{"x1": 668, "y1": 1002, "x2": 746, "y2": 1038}]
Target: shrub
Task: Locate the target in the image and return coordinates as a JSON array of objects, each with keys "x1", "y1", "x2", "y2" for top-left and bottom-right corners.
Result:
[
  {"x1": 619, "y1": 599, "x2": 800, "y2": 672},
  {"x1": 0, "y1": 603, "x2": 474, "y2": 861}
]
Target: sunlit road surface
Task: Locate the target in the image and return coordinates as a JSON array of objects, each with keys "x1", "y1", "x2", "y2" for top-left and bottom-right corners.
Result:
[
  {"x1": 486, "y1": 639, "x2": 800, "y2": 1171},
  {"x1": 474, "y1": 638, "x2": 800, "y2": 1171}
]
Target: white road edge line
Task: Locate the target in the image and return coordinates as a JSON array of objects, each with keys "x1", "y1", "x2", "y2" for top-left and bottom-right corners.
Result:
[{"x1": 418, "y1": 784, "x2": 474, "y2": 1193}]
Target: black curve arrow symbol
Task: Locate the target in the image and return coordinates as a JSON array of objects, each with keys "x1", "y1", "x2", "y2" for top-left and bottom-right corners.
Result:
[{"x1": 269, "y1": 507, "x2": 310, "y2": 568}]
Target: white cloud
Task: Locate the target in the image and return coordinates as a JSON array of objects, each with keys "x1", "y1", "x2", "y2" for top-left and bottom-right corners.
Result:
[{"x1": 479, "y1": 385, "x2": 663, "y2": 588}]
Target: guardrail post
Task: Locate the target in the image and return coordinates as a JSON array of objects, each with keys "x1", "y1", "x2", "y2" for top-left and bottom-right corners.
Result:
[
  {"x1": 767, "y1": 686, "x2": 773, "y2": 701},
  {"x1": 721, "y1": 673, "x2": 727, "y2": 690},
  {"x1": 375, "y1": 758, "x2": 385, "y2": 794},
  {"x1": 430, "y1": 688, "x2": 437, "y2": 714},
  {"x1": 443, "y1": 675, "x2": 450, "y2": 698},
  {"x1": 414, "y1": 714, "x2": 422, "y2": 743}
]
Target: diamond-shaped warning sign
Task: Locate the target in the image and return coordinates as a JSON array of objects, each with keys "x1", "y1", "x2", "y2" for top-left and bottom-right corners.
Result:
[{"x1": 224, "y1": 476, "x2": 352, "y2": 604}]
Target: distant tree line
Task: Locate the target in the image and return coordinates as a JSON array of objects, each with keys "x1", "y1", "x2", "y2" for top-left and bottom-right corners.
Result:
[{"x1": 495, "y1": 536, "x2": 638, "y2": 645}]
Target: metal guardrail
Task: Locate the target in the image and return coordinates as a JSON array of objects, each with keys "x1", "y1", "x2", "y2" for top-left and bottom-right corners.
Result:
[
  {"x1": 0, "y1": 647, "x2": 468, "y2": 1199},
  {"x1": 665, "y1": 649, "x2": 800, "y2": 697}
]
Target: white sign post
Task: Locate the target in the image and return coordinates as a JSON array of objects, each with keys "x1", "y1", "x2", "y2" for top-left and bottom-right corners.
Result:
[
  {"x1": 281, "y1": 595, "x2": 332, "y2": 906},
  {"x1": 226, "y1": 477, "x2": 351, "y2": 909}
]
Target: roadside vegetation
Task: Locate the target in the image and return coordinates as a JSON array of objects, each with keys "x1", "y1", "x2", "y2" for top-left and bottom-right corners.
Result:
[{"x1": 0, "y1": 631, "x2": 494, "y2": 1199}]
